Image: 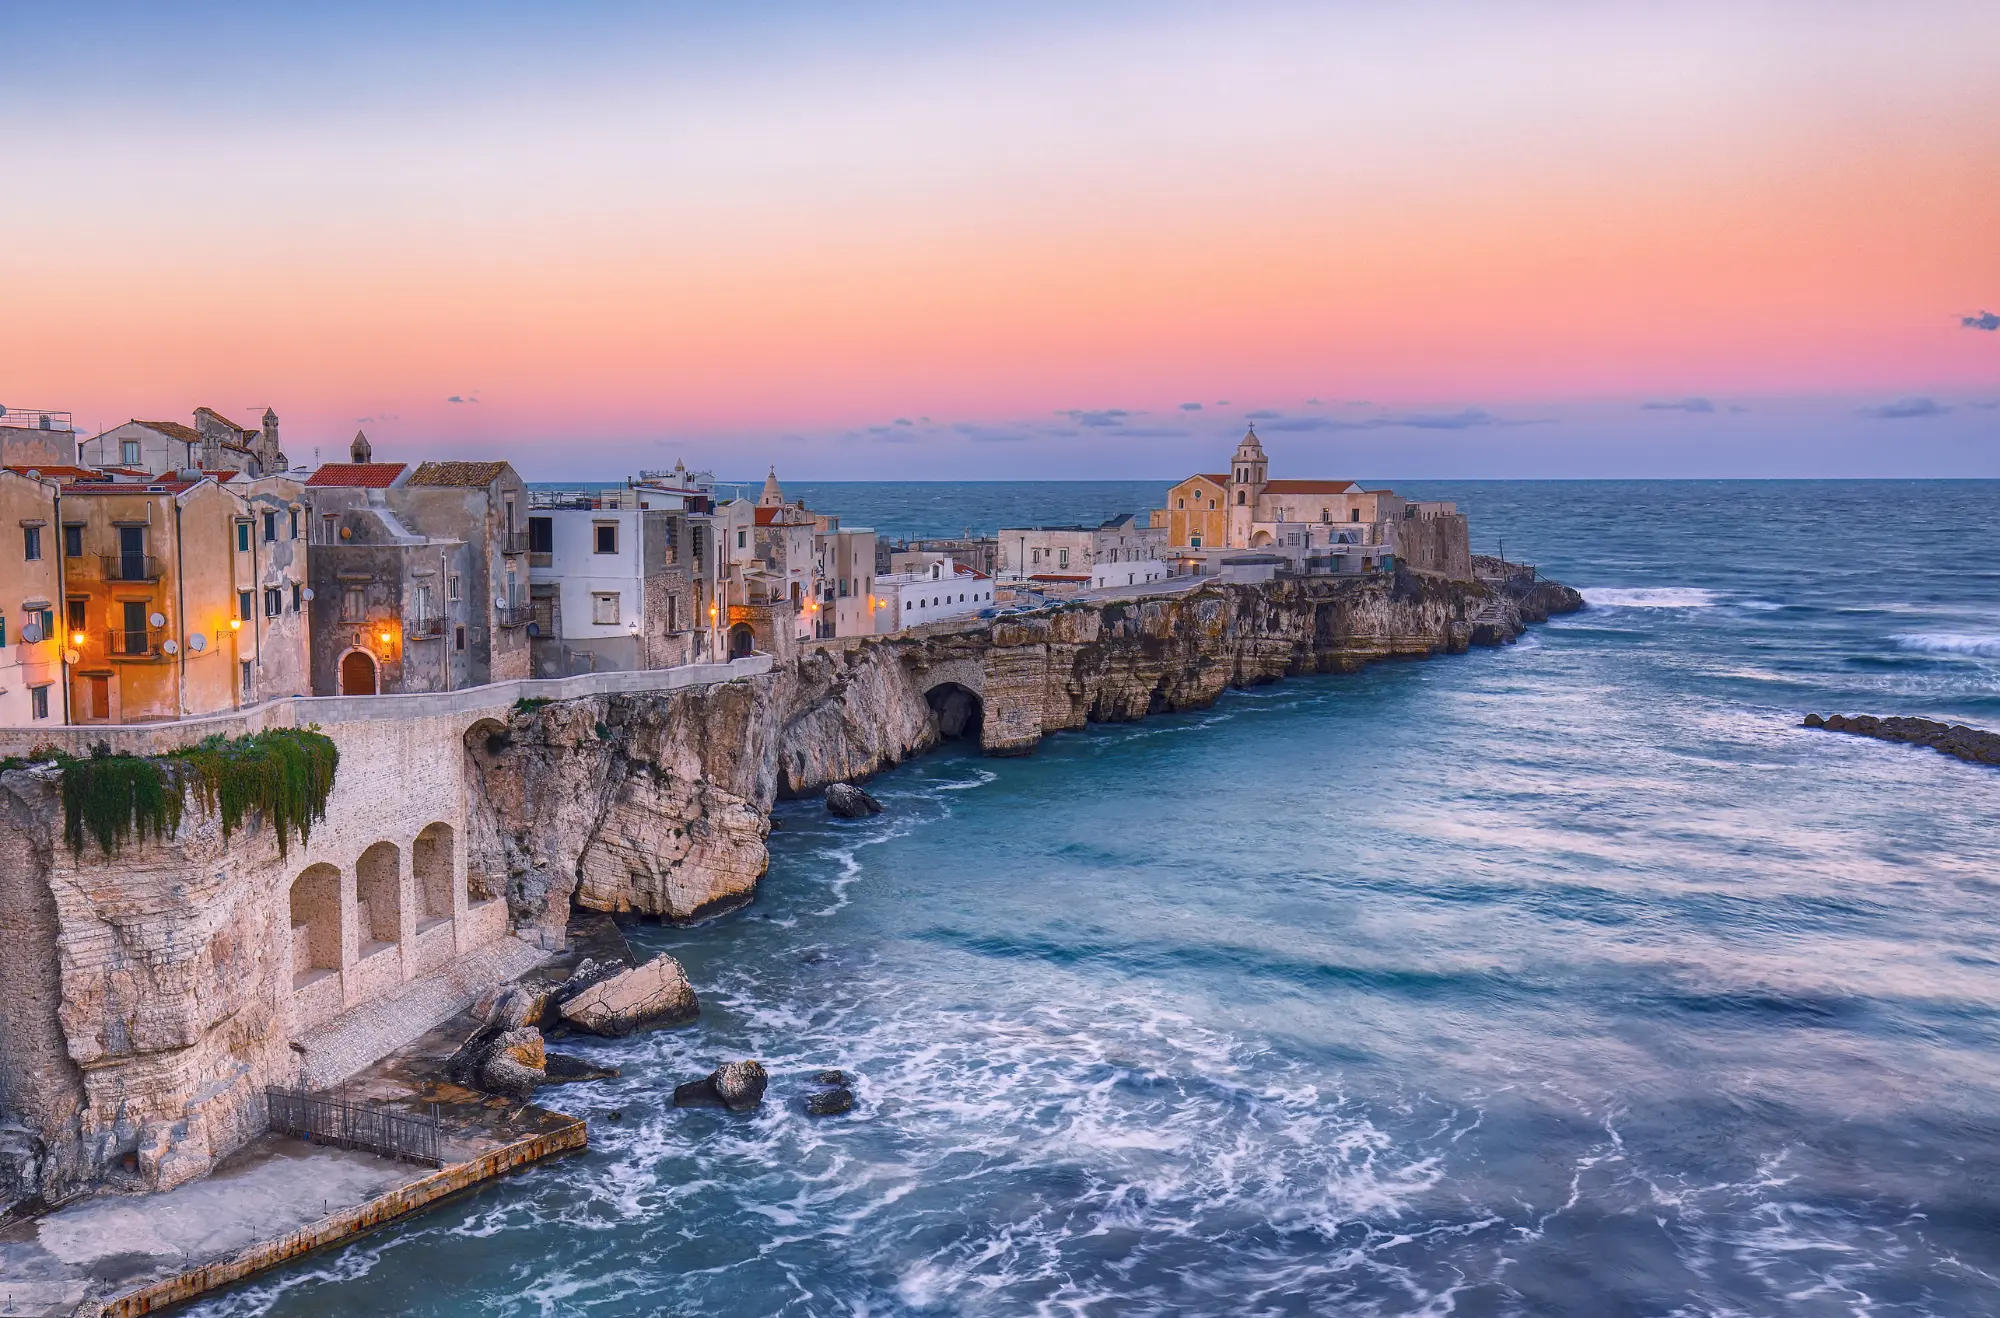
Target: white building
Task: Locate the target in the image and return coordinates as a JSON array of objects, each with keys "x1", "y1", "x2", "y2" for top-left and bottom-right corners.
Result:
[
  {"x1": 525, "y1": 482, "x2": 699, "y2": 674},
  {"x1": 875, "y1": 557, "x2": 993, "y2": 632},
  {"x1": 999, "y1": 514, "x2": 1169, "y2": 591}
]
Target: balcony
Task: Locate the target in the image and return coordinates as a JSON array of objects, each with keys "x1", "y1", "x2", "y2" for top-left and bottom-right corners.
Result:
[
  {"x1": 499, "y1": 531, "x2": 530, "y2": 555},
  {"x1": 407, "y1": 614, "x2": 446, "y2": 639},
  {"x1": 109, "y1": 627, "x2": 167, "y2": 660},
  {"x1": 495, "y1": 604, "x2": 532, "y2": 628},
  {"x1": 99, "y1": 553, "x2": 164, "y2": 583}
]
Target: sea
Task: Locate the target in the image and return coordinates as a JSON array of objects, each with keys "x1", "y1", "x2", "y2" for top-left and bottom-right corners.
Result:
[{"x1": 191, "y1": 480, "x2": 2000, "y2": 1317}]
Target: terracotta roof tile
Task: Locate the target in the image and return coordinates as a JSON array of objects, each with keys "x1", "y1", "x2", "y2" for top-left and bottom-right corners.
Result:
[
  {"x1": 406, "y1": 460, "x2": 510, "y2": 487},
  {"x1": 134, "y1": 420, "x2": 204, "y2": 443},
  {"x1": 307, "y1": 462, "x2": 408, "y2": 488},
  {"x1": 1264, "y1": 480, "x2": 1359, "y2": 494}
]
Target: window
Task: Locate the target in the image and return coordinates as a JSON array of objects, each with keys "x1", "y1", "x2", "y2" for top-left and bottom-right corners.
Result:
[
  {"x1": 241, "y1": 661, "x2": 254, "y2": 696},
  {"x1": 343, "y1": 586, "x2": 365, "y2": 620},
  {"x1": 592, "y1": 593, "x2": 620, "y2": 625},
  {"x1": 529, "y1": 516, "x2": 553, "y2": 554},
  {"x1": 0, "y1": 615, "x2": 6, "y2": 647},
  {"x1": 238, "y1": 590, "x2": 253, "y2": 621},
  {"x1": 1058, "y1": 549, "x2": 1069, "y2": 568},
  {"x1": 736, "y1": 529, "x2": 747, "y2": 550},
  {"x1": 66, "y1": 599, "x2": 85, "y2": 635},
  {"x1": 447, "y1": 574, "x2": 461, "y2": 602},
  {"x1": 1031, "y1": 548, "x2": 1042, "y2": 564},
  {"x1": 594, "y1": 523, "x2": 618, "y2": 554},
  {"x1": 23, "y1": 526, "x2": 41, "y2": 561},
  {"x1": 30, "y1": 685, "x2": 49, "y2": 720},
  {"x1": 265, "y1": 587, "x2": 282, "y2": 617},
  {"x1": 63, "y1": 524, "x2": 82, "y2": 557},
  {"x1": 1237, "y1": 491, "x2": 1245, "y2": 505},
  {"x1": 1177, "y1": 498, "x2": 1185, "y2": 509},
  {"x1": 120, "y1": 438, "x2": 141, "y2": 465},
  {"x1": 1351, "y1": 509, "x2": 1360, "y2": 522},
  {"x1": 1191, "y1": 535, "x2": 1202, "y2": 548},
  {"x1": 289, "y1": 508, "x2": 300, "y2": 539},
  {"x1": 291, "y1": 583, "x2": 302, "y2": 611},
  {"x1": 454, "y1": 624, "x2": 467, "y2": 651},
  {"x1": 414, "y1": 583, "x2": 434, "y2": 620},
  {"x1": 236, "y1": 522, "x2": 251, "y2": 552},
  {"x1": 33, "y1": 607, "x2": 52, "y2": 640},
  {"x1": 263, "y1": 511, "x2": 277, "y2": 542}
]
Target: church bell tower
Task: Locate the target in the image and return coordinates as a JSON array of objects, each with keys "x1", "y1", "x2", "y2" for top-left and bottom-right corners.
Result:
[{"x1": 1227, "y1": 425, "x2": 1268, "y2": 547}]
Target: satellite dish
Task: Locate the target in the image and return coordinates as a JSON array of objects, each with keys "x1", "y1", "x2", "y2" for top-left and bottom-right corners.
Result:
[
  {"x1": 162, "y1": 639, "x2": 180, "y2": 655},
  {"x1": 149, "y1": 611, "x2": 166, "y2": 628},
  {"x1": 526, "y1": 621, "x2": 541, "y2": 638},
  {"x1": 300, "y1": 587, "x2": 315, "y2": 601},
  {"x1": 493, "y1": 595, "x2": 507, "y2": 611},
  {"x1": 63, "y1": 648, "x2": 79, "y2": 666},
  {"x1": 188, "y1": 633, "x2": 207, "y2": 653},
  {"x1": 20, "y1": 624, "x2": 41, "y2": 644}
]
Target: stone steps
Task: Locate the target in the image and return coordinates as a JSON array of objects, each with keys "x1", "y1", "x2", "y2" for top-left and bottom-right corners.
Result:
[{"x1": 296, "y1": 935, "x2": 549, "y2": 1089}]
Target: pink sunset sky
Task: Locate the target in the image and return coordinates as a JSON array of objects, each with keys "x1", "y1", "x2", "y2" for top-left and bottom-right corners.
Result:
[{"x1": 4, "y1": 1, "x2": 1996, "y2": 478}]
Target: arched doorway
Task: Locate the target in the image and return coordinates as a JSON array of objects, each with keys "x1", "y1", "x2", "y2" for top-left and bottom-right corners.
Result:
[
  {"x1": 340, "y1": 649, "x2": 378, "y2": 695},
  {"x1": 728, "y1": 624, "x2": 755, "y2": 658},
  {"x1": 1249, "y1": 529, "x2": 1274, "y2": 548},
  {"x1": 926, "y1": 682, "x2": 984, "y2": 741}
]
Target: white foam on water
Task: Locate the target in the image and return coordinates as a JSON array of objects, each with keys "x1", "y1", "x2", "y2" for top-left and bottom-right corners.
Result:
[
  {"x1": 1580, "y1": 587, "x2": 1721, "y2": 609},
  {"x1": 1892, "y1": 632, "x2": 2000, "y2": 658}
]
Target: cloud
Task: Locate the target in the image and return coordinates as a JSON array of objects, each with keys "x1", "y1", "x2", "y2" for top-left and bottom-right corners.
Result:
[
  {"x1": 1858, "y1": 396, "x2": 1952, "y2": 420},
  {"x1": 1116, "y1": 427, "x2": 1192, "y2": 438},
  {"x1": 893, "y1": 417, "x2": 913, "y2": 426},
  {"x1": 446, "y1": 395, "x2": 478, "y2": 404},
  {"x1": 1962, "y1": 311, "x2": 2000, "y2": 331},
  {"x1": 1215, "y1": 399, "x2": 1230, "y2": 406},
  {"x1": 919, "y1": 415, "x2": 931, "y2": 423},
  {"x1": 1243, "y1": 409, "x2": 1282, "y2": 420},
  {"x1": 1058, "y1": 408, "x2": 1133, "y2": 427},
  {"x1": 1179, "y1": 402, "x2": 1203, "y2": 411},
  {"x1": 1641, "y1": 397, "x2": 1716, "y2": 413},
  {"x1": 955, "y1": 423, "x2": 1030, "y2": 443},
  {"x1": 354, "y1": 413, "x2": 399, "y2": 424},
  {"x1": 1267, "y1": 407, "x2": 1541, "y2": 433},
  {"x1": 1305, "y1": 398, "x2": 1323, "y2": 406}
]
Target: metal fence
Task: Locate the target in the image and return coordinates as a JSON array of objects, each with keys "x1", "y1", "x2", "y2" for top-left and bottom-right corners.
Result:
[{"x1": 266, "y1": 1087, "x2": 445, "y2": 1168}]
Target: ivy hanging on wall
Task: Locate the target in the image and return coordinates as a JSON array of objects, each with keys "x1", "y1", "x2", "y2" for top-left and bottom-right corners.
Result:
[{"x1": 55, "y1": 728, "x2": 339, "y2": 859}]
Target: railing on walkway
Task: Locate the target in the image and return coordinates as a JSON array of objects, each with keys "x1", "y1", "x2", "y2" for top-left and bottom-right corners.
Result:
[{"x1": 266, "y1": 1086, "x2": 444, "y2": 1167}]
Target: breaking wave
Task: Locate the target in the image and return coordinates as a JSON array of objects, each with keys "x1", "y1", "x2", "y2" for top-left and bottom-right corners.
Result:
[
  {"x1": 1580, "y1": 586, "x2": 1720, "y2": 609},
  {"x1": 1892, "y1": 632, "x2": 2000, "y2": 658}
]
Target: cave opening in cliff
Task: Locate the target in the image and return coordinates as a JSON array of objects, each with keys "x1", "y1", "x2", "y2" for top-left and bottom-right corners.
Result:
[{"x1": 926, "y1": 683, "x2": 983, "y2": 742}]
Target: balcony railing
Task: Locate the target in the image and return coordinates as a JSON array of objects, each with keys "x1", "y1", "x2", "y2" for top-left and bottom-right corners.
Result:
[
  {"x1": 499, "y1": 531, "x2": 530, "y2": 555},
  {"x1": 407, "y1": 615, "x2": 446, "y2": 639},
  {"x1": 495, "y1": 604, "x2": 532, "y2": 628},
  {"x1": 99, "y1": 553, "x2": 164, "y2": 582},
  {"x1": 0, "y1": 406, "x2": 73, "y2": 431},
  {"x1": 110, "y1": 627, "x2": 167, "y2": 659}
]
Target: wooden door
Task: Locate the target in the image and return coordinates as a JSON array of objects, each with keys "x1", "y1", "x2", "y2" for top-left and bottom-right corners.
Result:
[{"x1": 89, "y1": 676, "x2": 109, "y2": 720}]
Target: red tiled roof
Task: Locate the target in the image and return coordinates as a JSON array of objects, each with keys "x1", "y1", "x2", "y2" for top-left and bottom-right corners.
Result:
[
  {"x1": 1174, "y1": 473, "x2": 1228, "y2": 488},
  {"x1": 307, "y1": 462, "x2": 407, "y2": 488},
  {"x1": 1264, "y1": 480, "x2": 1359, "y2": 494},
  {"x1": 134, "y1": 420, "x2": 204, "y2": 443},
  {"x1": 753, "y1": 506, "x2": 813, "y2": 526},
  {"x1": 406, "y1": 460, "x2": 509, "y2": 487},
  {"x1": 4, "y1": 464, "x2": 110, "y2": 483}
]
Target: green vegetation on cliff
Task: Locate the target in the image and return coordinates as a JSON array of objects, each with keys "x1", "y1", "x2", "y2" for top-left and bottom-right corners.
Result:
[{"x1": 51, "y1": 728, "x2": 339, "y2": 858}]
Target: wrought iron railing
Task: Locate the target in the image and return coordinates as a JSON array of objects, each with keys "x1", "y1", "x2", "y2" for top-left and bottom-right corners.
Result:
[
  {"x1": 0, "y1": 406, "x2": 73, "y2": 431},
  {"x1": 109, "y1": 626, "x2": 166, "y2": 659},
  {"x1": 499, "y1": 530, "x2": 530, "y2": 554},
  {"x1": 407, "y1": 614, "x2": 446, "y2": 638},
  {"x1": 266, "y1": 1086, "x2": 443, "y2": 1168},
  {"x1": 99, "y1": 553, "x2": 164, "y2": 582},
  {"x1": 495, "y1": 604, "x2": 532, "y2": 628}
]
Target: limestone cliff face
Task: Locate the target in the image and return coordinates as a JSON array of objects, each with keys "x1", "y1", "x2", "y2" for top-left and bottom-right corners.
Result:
[{"x1": 474, "y1": 572, "x2": 1582, "y2": 924}]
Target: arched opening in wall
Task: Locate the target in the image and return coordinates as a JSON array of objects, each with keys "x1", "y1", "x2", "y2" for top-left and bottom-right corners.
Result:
[
  {"x1": 355, "y1": 842, "x2": 402, "y2": 957},
  {"x1": 729, "y1": 623, "x2": 755, "y2": 658},
  {"x1": 340, "y1": 649, "x2": 378, "y2": 695},
  {"x1": 1250, "y1": 530, "x2": 1274, "y2": 548},
  {"x1": 413, "y1": 823, "x2": 456, "y2": 931},
  {"x1": 289, "y1": 864, "x2": 342, "y2": 990},
  {"x1": 926, "y1": 682, "x2": 984, "y2": 742}
]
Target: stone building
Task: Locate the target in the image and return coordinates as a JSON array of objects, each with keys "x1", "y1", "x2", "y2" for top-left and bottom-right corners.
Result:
[
  {"x1": 79, "y1": 407, "x2": 290, "y2": 478},
  {"x1": 873, "y1": 556, "x2": 995, "y2": 631},
  {"x1": 302, "y1": 437, "x2": 531, "y2": 694},
  {"x1": 814, "y1": 518, "x2": 879, "y2": 639},
  {"x1": 0, "y1": 405, "x2": 79, "y2": 469},
  {"x1": 525, "y1": 484, "x2": 698, "y2": 675},
  {"x1": 1157, "y1": 428, "x2": 1472, "y2": 578},
  {"x1": 0, "y1": 467, "x2": 63, "y2": 726}
]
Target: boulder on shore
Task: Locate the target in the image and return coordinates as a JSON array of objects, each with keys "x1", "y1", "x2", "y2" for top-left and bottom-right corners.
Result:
[
  {"x1": 445, "y1": 1023, "x2": 547, "y2": 1098},
  {"x1": 672, "y1": 1060, "x2": 768, "y2": 1112},
  {"x1": 804, "y1": 1087, "x2": 854, "y2": 1116},
  {"x1": 558, "y1": 953, "x2": 700, "y2": 1037},
  {"x1": 825, "y1": 783, "x2": 884, "y2": 818},
  {"x1": 542, "y1": 1053, "x2": 621, "y2": 1085}
]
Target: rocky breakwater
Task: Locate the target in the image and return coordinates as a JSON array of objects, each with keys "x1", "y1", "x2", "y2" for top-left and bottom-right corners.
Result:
[
  {"x1": 1804, "y1": 712, "x2": 2000, "y2": 767},
  {"x1": 472, "y1": 569, "x2": 1581, "y2": 927}
]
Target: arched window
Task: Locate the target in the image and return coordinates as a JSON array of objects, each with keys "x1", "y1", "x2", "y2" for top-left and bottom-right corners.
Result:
[{"x1": 1237, "y1": 491, "x2": 1245, "y2": 505}]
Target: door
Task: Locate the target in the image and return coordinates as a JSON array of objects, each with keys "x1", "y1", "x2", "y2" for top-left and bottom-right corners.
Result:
[
  {"x1": 340, "y1": 650, "x2": 378, "y2": 695},
  {"x1": 122, "y1": 601, "x2": 148, "y2": 655},
  {"x1": 118, "y1": 526, "x2": 144, "y2": 580},
  {"x1": 88, "y1": 676, "x2": 109, "y2": 719}
]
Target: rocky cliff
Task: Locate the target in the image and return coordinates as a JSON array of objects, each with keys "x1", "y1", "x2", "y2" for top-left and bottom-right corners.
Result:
[{"x1": 474, "y1": 570, "x2": 1583, "y2": 928}]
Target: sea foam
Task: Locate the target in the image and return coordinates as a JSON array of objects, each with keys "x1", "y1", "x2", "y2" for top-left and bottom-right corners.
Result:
[
  {"x1": 1892, "y1": 632, "x2": 2000, "y2": 658},
  {"x1": 1580, "y1": 587, "x2": 1719, "y2": 609}
]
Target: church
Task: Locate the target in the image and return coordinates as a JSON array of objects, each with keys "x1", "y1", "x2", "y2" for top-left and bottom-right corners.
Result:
[{"x1": 1157, "y1": 427, "x2": 1395, "y2": 550}]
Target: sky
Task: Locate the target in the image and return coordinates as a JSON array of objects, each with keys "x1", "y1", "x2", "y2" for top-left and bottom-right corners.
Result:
[{"x1": 3, "y1": 0, "x2": 1997, "y2": 480}]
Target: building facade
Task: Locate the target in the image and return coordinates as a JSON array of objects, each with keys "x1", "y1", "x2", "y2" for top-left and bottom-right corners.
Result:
[
  {"x1": 525, "y1": 485, "x2": 697, "y2": 675},
  {"x1": 0, "y1": 468, "x2": 63, "y2": 726},
  {"x1": 79, "y1": 407, "x2": 290, "y2": 479},
  {"x1": 874, "y1": 557, "x2": 994, "y2": 631}
]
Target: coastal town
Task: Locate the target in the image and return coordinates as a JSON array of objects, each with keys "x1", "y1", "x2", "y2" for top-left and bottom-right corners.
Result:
[
  {"x1": 1, "y1": 405, "x2": 1472, "y2": 726},
  {"x1": 0, "y1": 402, "x2": 1556, "y2": 1316}
]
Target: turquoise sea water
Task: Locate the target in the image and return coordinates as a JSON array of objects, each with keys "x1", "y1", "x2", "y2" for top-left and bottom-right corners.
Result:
[{"x1": 195, "y1": 480, "x2": 2000, "y2": 1317}]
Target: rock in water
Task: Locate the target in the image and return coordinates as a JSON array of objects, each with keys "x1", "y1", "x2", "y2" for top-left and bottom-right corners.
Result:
[
  {"x1": 673, "y1": 1060, "x2": 768, "y2": 1112},
  {"x1": 558, "y1": 954, "x2": 700, "y2": 1037},
  {"x1": 813, "y1": 1069, "x2": 846, "y2": 1086},
  {"x1": 542, "y1": 1053, "x2": 621, "y2": 1085},
  {"x1": 825, "y1": 783, "x2": 883, "y2": 818},
  {"x1": 804, "y1": 1087, "x2": 854, "y2": 1116},
  {"x1": 446, "y1": 1023, "x2": 548, "y2": 1098}
]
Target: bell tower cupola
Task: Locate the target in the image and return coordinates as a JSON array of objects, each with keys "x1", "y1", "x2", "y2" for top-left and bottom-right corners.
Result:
[{"x1": 1231, "y1": 424, "x2": 1268, "y2": 498}]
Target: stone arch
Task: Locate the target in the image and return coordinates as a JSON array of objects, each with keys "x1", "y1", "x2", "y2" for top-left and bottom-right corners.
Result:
[
  {"x1": 413, "y1": 823, "x2": 457, "y2": 929},
  {"x1": 925, "y1": 682, "x2": 984, "y2": 741},
  {"x1": 289, "y1": 863, "x2": 342, "y2": 988},
  {"x1": 355, "y1": 841, "x2": 403, "y2": 951},
  {"x1": 728, "y1": 623, "x2": 756, "y2": 658},
  {"x1": 1249, "y1": 529, "x2": 1274, "y2": 548},
  {"x1": 339, "y1": 648, "x2": 378, "y2": 695}
]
